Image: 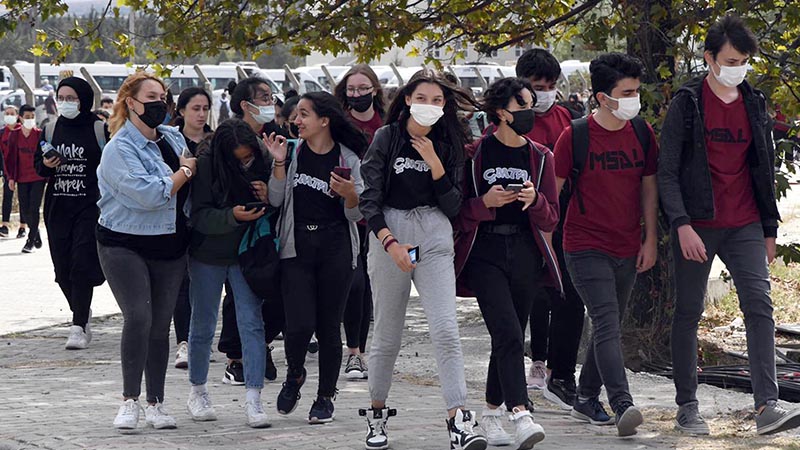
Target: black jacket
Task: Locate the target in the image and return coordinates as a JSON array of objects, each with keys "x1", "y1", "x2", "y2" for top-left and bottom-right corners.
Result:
[
  {"x1": 657, "y1": 76, "x2": 780, "y2": 237},
  {"x1": 359, "y1": 121, "x2": 464, "y2": 235}
]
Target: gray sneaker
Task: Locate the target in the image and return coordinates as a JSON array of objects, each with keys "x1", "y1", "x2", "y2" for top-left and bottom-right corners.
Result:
[
  {"x1": 756, "y1": 401, "x2": 800, "y2": 435},
  {"x1": 674, "y1": 401, "x2": 710, "y2": 435}
]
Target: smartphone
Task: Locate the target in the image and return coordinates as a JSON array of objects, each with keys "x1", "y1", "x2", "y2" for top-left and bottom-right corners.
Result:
[
  {"x1": 505, "y1": 184, "x2": 525, "y2": 193},
  {"x1": 181, "y1": 147, "x2": 193, "y2": 158},
  {"x1": 408, "y1": 246, "x2": 420, "y2": 264},
  {"x1": 286, "y1": 139, "x2": 299, "y2": 155},
  {"x1": 244, "y1": 202, "x2": 267, "y2": 212},
  {"x1": 43, "y1": 149, "x2": 66, "y2": 164},
  {"x1": 333, "y1": 166, "x2": 351, "y2": 179}
]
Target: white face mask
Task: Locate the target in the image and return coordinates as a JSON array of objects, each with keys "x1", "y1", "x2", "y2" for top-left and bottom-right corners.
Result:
[
  {"x1": 22, "y1": 118, "x2": 36, "y2": 130},
  {"x1": 248, "y1": 102, "x2": 275, "y2": 124},
  {"x1": 3, "y1": 115, "x2": 17, "y2": 126},
  {"x1": 409, "y1": 103, "x2": 444, "y2": 127},
  {"x1": 533, "y1": 90, "x2": 558, "y2": 114},
  {"x1": 57, "y1": 101, "x2": 80, "y2": 119},
  {"x1": 712, "y1": 62, "x2": 748, "y2": 88},
  {"x1": 605, "y1": 94, "x2": 641, "y2": 121}
]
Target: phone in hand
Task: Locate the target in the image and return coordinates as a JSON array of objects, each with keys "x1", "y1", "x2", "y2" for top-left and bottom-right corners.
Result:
[
  {"x1": 43, "y1": 148, "x2": 66, "y2": 164},
  {"x1": 333, "y1": 166, "x2": 352, "y2": 179},
  {"x1": 505, "y1": 184, "x2": 525, "y2": 193},
  {"x1": 244, "y1": 202, "x2": 267, "y2": 212},
  {"x1": 408, "y1": 246, "x2": 420, "y2": 264},
  {"x1": 181, "y1": 147, "x2": 194, "y2": 158}
]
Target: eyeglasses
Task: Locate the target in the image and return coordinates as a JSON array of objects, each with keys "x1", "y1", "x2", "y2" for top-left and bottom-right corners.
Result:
[
  {"x1": 251, "y1": 92, "x2": 275, "y2": 106},
  {"x1": 346, "y1": 86, "x2": 374, "y2": 96},
  {"x1": 57, "y1": 96, "x2": 79, "y2": 102}
]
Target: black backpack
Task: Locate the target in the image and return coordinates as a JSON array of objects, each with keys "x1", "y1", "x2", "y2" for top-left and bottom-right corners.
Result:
[{"x1": 563, "y1": 116, "x2": 652, "y2": 216}]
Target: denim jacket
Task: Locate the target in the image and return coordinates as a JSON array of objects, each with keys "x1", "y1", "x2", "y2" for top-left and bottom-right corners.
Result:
[{"x1": 97, "y1": 120, "x2": 190, "y2": 235}]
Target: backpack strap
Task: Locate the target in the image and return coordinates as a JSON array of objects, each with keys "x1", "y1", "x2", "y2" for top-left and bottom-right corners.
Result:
[
  {"x1": 569, "y1": 117, "x2": 590, "y2": 214},
  {"x1": 94, "y1": 120, "x2": 107, "y2": 149},
  {"x1": 45, "y1": 122, "x2": 56, "y2": 144},
  {"x1": 630, "y1": 116, "x2": 651, "y2": 161}
]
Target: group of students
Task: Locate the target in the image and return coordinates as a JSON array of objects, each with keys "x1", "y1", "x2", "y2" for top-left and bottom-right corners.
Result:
[{"x1": 6, "y1": 13, "x2": 800, "y2": 450}]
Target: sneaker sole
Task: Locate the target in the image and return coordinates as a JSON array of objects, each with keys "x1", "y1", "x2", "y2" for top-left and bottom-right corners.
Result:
[
  {"x1": 543, "y1": 385, "x2": 573, "y2": 411},
  {"x1": 673, "y1": 419, "x2": 710, "y2": 435},
  {"x1": 175, "y1": 360, "x2": 188, "y2": 369},
  {"x1": 187, "y1": 405, "x2": 217, "y2": 422},
  {"x1": 346, "y1": 370, "x2": 364, "y2": 380},
  {"x1": 222, "y1": 374, "x2": 245, "y2": 386},
  {"x1": 486, "y1": 435, "x2": 513, "y2": 446},
  {"x1": 65, "y1": 344, "x2": 88, "y2": 350},
  {"x1": 365, "y1": 441, "x2": 389, "y2": 450},
  {"x1": 570, "y1": 408, "x2": 614, "y2": 425},
  {"x1": 517, "y1": 430, "x2": 546, "y2": 450},
  {"x1": 463, "y1": 437, "x2": 488, "y2": 450},
  {"x1": 526, "y1": 382, "x2": 545, "y2": 391},
  {"x1": 277, "y1": 400, "x2": 300, "y2": 416},
  {"x1": 617, "y1": 407, "x2": 643, "y2": 437},
  {"x1": 147, "y1": 421, "x2": 177, "y2": 430},
  {"x1": 308, "y1": 415, "x2": 334, "y2": 424},
  {"x1": 248, "y1": 419, "x2": 272, "y2": 428},
  {"x1": 758, "y1": 409, "x2": 800, "y2": 435}
]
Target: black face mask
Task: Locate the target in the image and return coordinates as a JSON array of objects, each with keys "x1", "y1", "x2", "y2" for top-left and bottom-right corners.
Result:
[
  {"x1": 132, "y1": 98, "x2": 168, "y2": 129},
  {"x1": 505, "y1": 109, "x2": 535, "y2": 136},
  {"x1": 347, "y1": 94, "x2": 373, "y2": 113},
  {"x1": 289, "y1": 123, "x2": 300, "y2": 137}
]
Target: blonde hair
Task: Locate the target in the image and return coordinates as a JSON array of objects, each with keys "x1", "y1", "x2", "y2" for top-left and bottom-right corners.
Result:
[{"x1": 109, "y1": 71, "x2": 167, "y2": 136}]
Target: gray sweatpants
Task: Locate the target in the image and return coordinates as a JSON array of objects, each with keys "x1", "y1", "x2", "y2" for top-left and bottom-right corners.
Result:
[{"x1": 367, "y1": 206, "x2": 468, "y2": 410}]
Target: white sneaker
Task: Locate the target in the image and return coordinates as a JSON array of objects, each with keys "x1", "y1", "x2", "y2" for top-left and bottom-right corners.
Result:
[
  {"x1": 526, "y1": 361, "x2": 547, "y2": 390},
  {"x1": 481, "y1": 408, "x2": 512, "y2": 446},
  {"x1": 510, "y1": 407, "x2": 545, "y2": 450},
  {"x1": 145, "y1": 403, "x2": 177, "y2": 429},
  {"x1": 187, "y1": 390, "x2": 217, "y2": 421},
  {"x1": 65, "y1": 325, "x2": 89, "y2": 350},
  {"x1": 113, "y1": 399, "x2": 141, "y2": 430},
  {"x1": 245, "y1": 399, "x2": 272, "y2": 428},
  {"x1": 175, "y1": 341, "x2": 188, "y2": 369}
]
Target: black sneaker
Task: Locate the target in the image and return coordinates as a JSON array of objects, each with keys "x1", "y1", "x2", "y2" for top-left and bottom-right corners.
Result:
[
  {"x1": 571, "y1": 396, "x2": 614, "y2": 425},
  {"x1": 33, "y1": 232, "x2": 42, "y2": 249},
  {"x1": 308, "y1": 339, "x2": 319, "y2": 354},
  {"x1": 17, "y1": 228, "x2": 26, "y2": 239},
  {"x1": 543, "y1": 376, "x2": 576, "y2": 412},
  {"x1": 360, "y1": 406, "x2": 397, "y2": 450},
  {"x1": 21, "y1": 239, "x2": 34, "y2": 253},
  {"x1": 0, "y1": 225, "x2": 8, "y2": 237},
  {"x1": 308, "y1": 395, "x2": 335, "y2": 424},
  {"x1": 265, "y1": 345, "x2": 277, "y2": 382},
  {"x1": 614, "y1": 400, "x2": 643, "y2": 437},
  {"x1": 277, "y1": 368, "x2": 306, "y2": 415},
  {"x1": 447, "y1": 409, "x2": 488, "y2": 450},
  {"x1": 222, "y1": 360, "x2": 245, "y2": 385}
]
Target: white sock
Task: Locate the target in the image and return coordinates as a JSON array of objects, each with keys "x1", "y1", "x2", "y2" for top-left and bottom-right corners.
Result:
[
  {"x1": 191, "y1": 384, "x2": 207, "y2": 396},
  {"x1": 246, "y1": 388, "x2": 261, "y2": 404}
]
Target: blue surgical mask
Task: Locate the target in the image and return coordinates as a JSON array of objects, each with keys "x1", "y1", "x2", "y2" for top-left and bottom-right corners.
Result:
[{"x1": 248, "y1": 102, "x2": 275, "y2": 124}]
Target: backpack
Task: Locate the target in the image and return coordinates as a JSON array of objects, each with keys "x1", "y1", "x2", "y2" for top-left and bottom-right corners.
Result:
[
  {"x1": 238, "y1": 213, "x2": 281, "y2": 300},
  {"x1": 45, "y1": 120, "x2": 107, "y2": 150},
  {"x1": 565, "y1": 116, "x2": 651, "y2": 215}
]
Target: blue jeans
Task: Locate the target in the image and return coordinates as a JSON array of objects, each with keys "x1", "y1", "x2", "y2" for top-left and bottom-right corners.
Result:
[
  {"x1": 188, "y1": 258, "x2": 266, "y2": 389},
  {"x1": 566, "y1": 250, "x2": 637, "y2": 409}
]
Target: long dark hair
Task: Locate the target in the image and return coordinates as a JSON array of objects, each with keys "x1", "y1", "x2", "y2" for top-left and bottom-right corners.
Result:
[
  {"x1": 207, "y1": 118, "x2": 266, "y2": 206},
  {"x1": 170, "y1": 87, "x2": 212, "y2": 127},
  {"x1": 385, "y1": 69, "x2": 476, "y2": 155},
  {"x1": 334, "y1": 64, "x2": 386, "y2": 118},
  {"x1": 300, "y1": 91, "x2": 368, "y2": 158}
]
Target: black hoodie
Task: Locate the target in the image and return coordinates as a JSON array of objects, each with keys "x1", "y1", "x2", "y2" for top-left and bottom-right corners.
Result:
[{"x1": 34, "y1": 77, "x2": 110, "y2": 236}]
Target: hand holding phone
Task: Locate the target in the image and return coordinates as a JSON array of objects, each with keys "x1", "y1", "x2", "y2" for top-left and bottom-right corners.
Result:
[
  {"x1": 408, "y1": 246, "x2": 420, "y2": 264},
  {"x1": 333, "y1": 166, "x2": 351, "y2": 179},
  {"x1": 505, "y1": 184, "x2": 524, "y2": 193},
  {"x1": 244, "y1": 201, "x2": 267, "y2": 212}
]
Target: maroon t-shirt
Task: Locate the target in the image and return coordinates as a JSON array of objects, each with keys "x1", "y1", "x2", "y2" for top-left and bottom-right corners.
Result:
[
  {"x1": 527, "y1": 104, "x2": 573, "y2": 150},
  {"x1": 693, "y1": 79, "x2": 760, "y2": 229},
  {"x1": 554, "y1": 114, "x2": 658, "y2": 258},
  {"x1": 9, "y1": 127, "x2": 45, "y2": 183},
  {"x1": 349, "y1": 111, "x2": 383, "y2": 144}
]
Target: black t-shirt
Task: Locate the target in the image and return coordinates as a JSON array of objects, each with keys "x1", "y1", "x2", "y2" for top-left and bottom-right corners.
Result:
[
  {"x1": 384, "y1": 132, "x2": 437, "y2": 210},
  {"x1": 479, "y1": 134, "x2": 531, "y2": 226},
  {"x1": 292, "y1": 142, "x2": 346, "y2": 226},
  {"x1": 96, "y1": 133, "x2": 190, "y2": 260}
]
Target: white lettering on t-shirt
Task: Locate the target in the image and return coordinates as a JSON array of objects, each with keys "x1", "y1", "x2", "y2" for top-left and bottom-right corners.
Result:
[
  {"x1": 483, "y1": 167, "x2": 529, "y2": 185},
  {"x1": 293, "y1": 173, "x2": 334, "y2": 198},
  {"x1": 393, "y1": 157, "x2": 430, "y2": 174},
  {"x1": 53, "y1": 143, "x2": 88, "y2": 197}
]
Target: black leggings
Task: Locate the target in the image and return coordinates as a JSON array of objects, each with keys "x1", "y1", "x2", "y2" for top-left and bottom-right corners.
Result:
[
  {"x1": 98, "y1": 243, "x2": 186, "y2": 403},
  {"x1": 343, "y1": 225, "x2": 372, "y2": 352},
  {"x1": 16, "y1": 180, "x2": 43, "y2": 235},
  {"x1": 2, "y1": 177, "x2": 26, "y2": 224},
  {"x1": 173, "y1": 272, "x2": 191, "y2": 344},
  {"x1": 282, "y1": 225, "x2": 354, "y2": 397}
]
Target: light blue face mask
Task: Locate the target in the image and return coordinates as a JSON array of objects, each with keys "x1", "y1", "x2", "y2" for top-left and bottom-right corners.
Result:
[
  {"x1": 248, "y1": 102, "x2": 275, "y2": 124},
  {"x1": 57, "y1": 101, "x2": 80, "y2": 119}
]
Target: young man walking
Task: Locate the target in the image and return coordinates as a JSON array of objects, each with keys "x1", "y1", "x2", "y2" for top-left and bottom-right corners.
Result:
[{"x1": 659, "y1": 14, "x2": 800, "y2": 436}]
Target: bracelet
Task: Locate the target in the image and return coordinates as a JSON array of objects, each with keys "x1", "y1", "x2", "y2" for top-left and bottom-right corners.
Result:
[
  {"x1": 381, "y1": 233, "x2": 394, "y2": 246},
  {"x1": 383, "y1": 238, "x2": 398, "y2": 252},
  {"x1": 180, "y1": 164, "x2": 191, "y2": 170},
  {"x1": 274, "y1": 159, "x2": 286, "y2": 165}
]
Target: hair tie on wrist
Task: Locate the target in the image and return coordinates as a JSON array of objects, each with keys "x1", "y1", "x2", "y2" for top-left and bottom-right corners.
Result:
[
  {"x1": 381, "y1": 234, "x2": 394, "y2": 245},
  {"x1": 383, "y1": 238, "x2": 398, "y2": 252}
]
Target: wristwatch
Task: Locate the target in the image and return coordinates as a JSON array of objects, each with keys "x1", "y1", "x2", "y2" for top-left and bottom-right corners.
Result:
[{"x1": 179, "y1": 166, "x2": 193, "y2": 179}]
